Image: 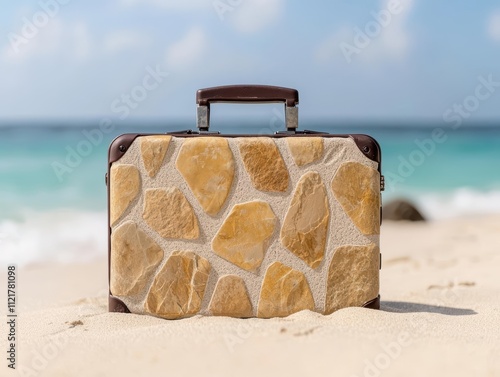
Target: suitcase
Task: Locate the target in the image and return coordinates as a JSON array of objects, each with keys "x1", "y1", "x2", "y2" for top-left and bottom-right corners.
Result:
[{"x1": 107, "y1": 85, "x2": 383, "y2": 319}]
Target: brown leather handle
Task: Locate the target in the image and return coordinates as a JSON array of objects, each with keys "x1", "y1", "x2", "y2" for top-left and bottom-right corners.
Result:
[{"x1": 196, "y1": 85, "x2": 299, "y2": 107}]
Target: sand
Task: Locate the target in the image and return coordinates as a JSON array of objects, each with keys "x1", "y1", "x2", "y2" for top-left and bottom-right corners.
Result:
[{"x1": 5, "y1": 215, "x2": 500, "y2": 377}]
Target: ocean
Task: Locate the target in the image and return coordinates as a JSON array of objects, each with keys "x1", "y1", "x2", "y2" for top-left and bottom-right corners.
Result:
[{"x1": 1, "y1": 122, "x2": 499, "y2": 265}]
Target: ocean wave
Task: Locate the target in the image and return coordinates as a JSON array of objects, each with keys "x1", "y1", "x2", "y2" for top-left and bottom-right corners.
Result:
[
  {"x1": 2, "y1": 188, "x2": 500, "y2": 266},
  {"x1": 415, "y1": 188, "x2": 500, "y2": 220},
  {"x1": 0, "y1": 210, "x2": 107, "y2": 267}
]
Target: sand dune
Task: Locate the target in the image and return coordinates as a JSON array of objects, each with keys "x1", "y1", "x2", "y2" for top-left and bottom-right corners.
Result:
[{"x1": 11, "y1": 216, "x2": 500, "y2": 376}]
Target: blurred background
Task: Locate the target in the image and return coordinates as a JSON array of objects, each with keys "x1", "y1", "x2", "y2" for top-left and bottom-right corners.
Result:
[{"x1": 1, "y1": 0, "x2": 499, "y2": 265}]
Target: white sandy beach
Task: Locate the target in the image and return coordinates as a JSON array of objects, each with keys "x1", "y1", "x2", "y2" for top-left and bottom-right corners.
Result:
[{"x1": 7, "y1": 215, "x2": 500, "y2": 377}]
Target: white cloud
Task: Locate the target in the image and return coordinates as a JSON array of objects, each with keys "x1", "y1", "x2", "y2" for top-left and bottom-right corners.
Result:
[
  {"x1": 315, "y1": 0, "x2": 414, "y2": 65},
  {"x1": 1, "y1": 20, "x2": 94, "y2": 63},
  {"x1": 73, "y1": 22, "x2": 91, "y2": 59},
  {"x1": 2, "y1": 19, "x2": 64, "y2": 62},
  {"x1": 119, "y1": 0, "x2": 211, "y2": 10},
  {"x1": 488, "y1": 10, "x2": 500, "y2": 42},
  {"x1": 378, "y1": 0, "x2": 414, "y2": 57},
  {"x1": 165, "y1": 27, "x2": 207, "y2": 70},
  {"x1": 315, "y1": 27, "x2": 352, "y2": 65},
  {"x1": 104, "y1": 30, "x2": 148, "y2": 54},
  {"x1": 228, "y1": 0, "x2": 284, "y2": 34}
]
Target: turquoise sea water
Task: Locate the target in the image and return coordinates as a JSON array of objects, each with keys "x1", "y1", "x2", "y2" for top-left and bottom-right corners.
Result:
[{"x1": 1, "y1": 123, "x2": 499, "y2": 264}]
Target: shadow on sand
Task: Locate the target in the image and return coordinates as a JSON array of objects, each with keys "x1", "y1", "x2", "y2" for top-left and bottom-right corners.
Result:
[{"x1": 381, "y1": 301, "x2": 477, "y2": 316}]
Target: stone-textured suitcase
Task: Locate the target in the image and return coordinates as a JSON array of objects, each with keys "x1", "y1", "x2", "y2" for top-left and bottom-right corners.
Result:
[{"x1": 107, "y1": 85, "x2": 383, "y2": 319}]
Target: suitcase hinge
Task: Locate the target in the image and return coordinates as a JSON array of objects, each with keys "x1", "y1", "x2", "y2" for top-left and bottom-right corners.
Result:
[
  {"x1": 166, "y1": 129, "x2": 196, "y2": 135},
  {"x1": 275, "y1": 129, "x2": 328, "y2": 135},
  {"x1": 166, "y1": 129, "x2": 220, "y2": 135}
]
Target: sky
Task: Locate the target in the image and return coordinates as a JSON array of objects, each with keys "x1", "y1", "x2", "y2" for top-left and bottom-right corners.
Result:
[{"x1": 1, "y1": 0, "x2": 500, "y2": 123}]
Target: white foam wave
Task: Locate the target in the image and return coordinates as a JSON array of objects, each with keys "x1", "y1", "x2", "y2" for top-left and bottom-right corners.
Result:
[
  {"x1": 0, "y1": 210, "x2": 107, "y2": 267},
  {"x1": 415, "y1": 188, "x2": 500, "y2": 220},
  {"x1": 2, "y1": 188, "x2": 500, "y2": 266}
]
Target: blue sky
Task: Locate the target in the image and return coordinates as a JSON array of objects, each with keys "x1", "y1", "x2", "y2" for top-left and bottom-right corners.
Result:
[{"x1": 1, "y1": 0, "x2": 500, "y2": 122}]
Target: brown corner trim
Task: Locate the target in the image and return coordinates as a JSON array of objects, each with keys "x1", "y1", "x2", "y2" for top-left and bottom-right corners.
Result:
[
  {"x1": 108, "y1": 134, "x2": 140, "y2": 164},
  {"x1": 109, "y1": 295, "x2": 131, "y2": 313},
  {"x1": 362, "y1": 295, "x2": 381, "y2": 310},
  {"x1": 350, "y1": 134, "x2": 382, "y2": 167}
]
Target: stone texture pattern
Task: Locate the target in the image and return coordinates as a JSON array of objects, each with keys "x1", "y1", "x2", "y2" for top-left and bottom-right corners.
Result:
[
  {"x1": 286, "y1": 137, "x2": 324, "y2": 166},
  {"x1": 212, "y1": 201, "x2": 276, "y2": 272},
  {"x1": 257, "y1": 262, "x2": 315, "y2": 318},
  {"x1": 110, "y1": 164, "x2": 140, "y2": 225},
  {"x1": 144, "y1": 251, "x2": 211, "y2": 319},
  {"x1": 143, "y1": 188, "x2": 199, "y2": 239},
  {"x1": 110, "y1": 136, "x2": 381, "y2": 319},
  {"x1": 238, "y1": 138, "x2": 289, "y2": 192},
  {"x1": 110, "y1": 221, "x2": 163, "y2": 296},
  {"x1": 140, "y1": 135, "x2": 172, "y2": 178},
  {"x1": 332, "y1": 162, "x2": 380, "y2": 235},
  {"x1": 325, "y1": 244, "x2": 379, "y2": 314},
  {"x1": 280, "y1": 171, "x2": 330, "y2": 269},
  {"x1": 175, "y1": 137, "x2": 235, "y2": 215},
  {"x1": 208, "y1": 275, "x2": 253, "y2": 317}
]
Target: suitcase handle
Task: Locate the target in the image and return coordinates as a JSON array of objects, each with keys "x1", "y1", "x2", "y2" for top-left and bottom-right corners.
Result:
[
  {"x1": 197, "y1": 85, "x2": 298, "y2": 106},
  {"x1": 196, "y1": 85, "x2": 299, "y2": 132}
]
